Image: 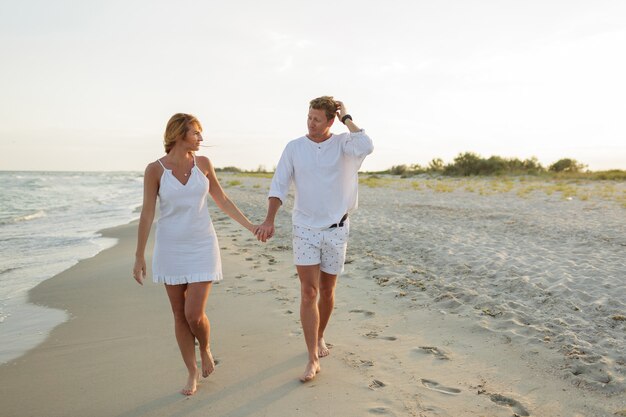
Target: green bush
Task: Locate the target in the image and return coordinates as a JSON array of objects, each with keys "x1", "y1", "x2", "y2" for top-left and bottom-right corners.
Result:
[
  {"x1": 549, "y1": 158, "x2": 586, "y2": 173},
  {"x1": 428, "y1": 158, "x2": 445, "y2": 172},
  {"x1": 389, "y1": 165, "x2": 408, "y2": 175}
]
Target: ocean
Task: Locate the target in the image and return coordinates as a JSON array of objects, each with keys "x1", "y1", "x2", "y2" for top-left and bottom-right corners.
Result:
[{"x1": 0, "y1": 171, "x2": 143, "y2": 364}]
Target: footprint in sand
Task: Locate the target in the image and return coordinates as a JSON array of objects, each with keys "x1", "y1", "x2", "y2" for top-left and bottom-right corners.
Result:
[
  {"x1": 263, "y1": 256, "x2": 277, "y2": 265},
  {"x1": 363, "y1": 331, "x2": 397, "y2": 341},
  {"x1": 349, "y1": 309, "x2": 375, "y2": 317},
  {"x1": 369, "y1": 379, "x2": 386, "y2": 389},
  {"x1": 489, "y1": 394, "x2": 530, "y2": 416},
  {"x1": 416, "y1": 346, "x2": 450, "y2": 360},
  {"x1": 368, "y1": 407, "x2": 391, "y2": 415},
  {"x1": 420, "y1": 379, "x2": 461, "y2": 395}
]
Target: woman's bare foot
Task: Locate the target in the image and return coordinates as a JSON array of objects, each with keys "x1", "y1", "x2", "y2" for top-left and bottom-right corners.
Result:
[
  {"x1": 200, "y1": 348, "x2": 215, "y2": 378},
  {"x1": 300, "y1": 360, "x2": 320, "y2": 382},
  {"x1": 181, "y1": 369, "x2": 199, "y2": 396},
  {"x1": 318, "y1": 337, "x2": 331, "y2": 357}
]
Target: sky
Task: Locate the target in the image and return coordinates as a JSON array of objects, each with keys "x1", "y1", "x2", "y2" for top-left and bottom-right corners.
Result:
[{"x1": 1, "y1": 0, "x2": 625, "y2": 172}]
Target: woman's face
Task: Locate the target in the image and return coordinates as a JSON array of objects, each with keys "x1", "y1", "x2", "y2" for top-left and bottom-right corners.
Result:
[{"x1": 182, "y1": 123, "x2": 203, "y2": 151}]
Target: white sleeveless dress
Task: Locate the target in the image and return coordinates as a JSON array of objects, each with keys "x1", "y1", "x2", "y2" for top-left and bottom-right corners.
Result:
[{"x1": 152, "y1": 158, "x2": 223, "y2": 284}]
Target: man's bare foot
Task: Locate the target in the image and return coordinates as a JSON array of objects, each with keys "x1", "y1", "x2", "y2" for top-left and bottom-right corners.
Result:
[
  {"x1": 181, "y1": 369, "x2": 199, "y2": 396},
  {"x1": 300, "y1": 360, "x2": 320, "y2": 382},
  {"x1": 200, "y1": 348, "x2": 215, "y2": 378},
  {"x1": 318, "y1": 337, "x2": 331, "y2": 357}
]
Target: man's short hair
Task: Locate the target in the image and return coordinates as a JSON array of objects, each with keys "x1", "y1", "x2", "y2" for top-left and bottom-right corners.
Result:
[{"x1": 309, "y1": 96, "x2": 337, "y2": 121}]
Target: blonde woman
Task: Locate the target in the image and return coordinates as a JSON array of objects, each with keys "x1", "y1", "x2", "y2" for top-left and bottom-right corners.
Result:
[{"x1": 133, "y1": 113, "x2": 257, "y2": 395}]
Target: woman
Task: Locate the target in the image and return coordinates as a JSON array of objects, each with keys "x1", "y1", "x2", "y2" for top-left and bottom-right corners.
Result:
[{"x1": 133, "y1": 113, "x2": 256, "y2": 396}]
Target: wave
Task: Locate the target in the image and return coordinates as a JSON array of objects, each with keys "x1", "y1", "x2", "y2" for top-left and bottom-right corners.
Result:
[
  {"x1": 0, "y1": 210, "x2": 47, "y2": 225},
  {"x1": 0, "y1": 266, "x2": 20, "y2": 275}
]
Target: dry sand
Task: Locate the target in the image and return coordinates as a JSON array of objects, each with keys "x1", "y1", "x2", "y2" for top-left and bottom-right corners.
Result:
[{"x1": 1, "y1": 174, "x2": 625, "y2": 416}]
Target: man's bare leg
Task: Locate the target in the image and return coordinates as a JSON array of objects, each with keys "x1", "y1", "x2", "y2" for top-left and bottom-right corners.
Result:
[
  {"x1": 297, "y1": 264, "x2": 322, "y2": 382},
  {"x1": 318, "y1": 271, "x2": 337, "y2": 357}
]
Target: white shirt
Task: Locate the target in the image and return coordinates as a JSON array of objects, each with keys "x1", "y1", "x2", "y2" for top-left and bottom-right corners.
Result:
[{"x1": 268, "y1": 130, "x2": 374, "y2": 229}]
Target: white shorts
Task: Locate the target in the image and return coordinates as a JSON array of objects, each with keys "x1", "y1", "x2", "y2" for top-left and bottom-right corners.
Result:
[{"x1": 293, "y1": 220, "x2": 350, "y2": 275}]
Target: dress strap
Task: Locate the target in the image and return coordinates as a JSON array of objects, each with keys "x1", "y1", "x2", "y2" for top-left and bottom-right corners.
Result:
[
  {"x1": 192, "y1": 155, "x2": 197, "y2": 166},
  {"x1": 156, "y1": 158, "x2": 166, "y2": 169}
]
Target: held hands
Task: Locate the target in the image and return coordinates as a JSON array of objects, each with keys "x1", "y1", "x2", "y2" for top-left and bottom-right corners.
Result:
[
  {"x1": 254, "y1": 220, "x2": 275, "y2": 243},
  {"x1": 133, "y1": 257, "x2": 146, "y2": 285}
]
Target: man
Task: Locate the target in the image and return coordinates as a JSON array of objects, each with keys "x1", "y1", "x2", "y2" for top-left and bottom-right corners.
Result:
[{"x1": 256, "y1": 96, "x2": 374, "y2": 382}]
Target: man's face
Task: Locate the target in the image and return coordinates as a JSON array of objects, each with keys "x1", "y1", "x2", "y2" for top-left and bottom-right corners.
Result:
[{"x1": 307, "y1": 108, "x2": 333, "y2": 138}]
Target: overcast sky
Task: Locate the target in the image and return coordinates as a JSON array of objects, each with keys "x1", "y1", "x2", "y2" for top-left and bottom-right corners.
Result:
[{"x1": 1, "y1": 0, "x2": 625, "y2": 172}]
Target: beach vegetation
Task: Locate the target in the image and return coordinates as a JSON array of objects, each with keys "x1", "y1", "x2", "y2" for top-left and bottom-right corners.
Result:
[
  {"x1": 488, "y1": 179, "x2": 514, "y2": 193},
  {"x1": 215, "y1": 165, "x2": 273, "y2": 178},
  {"x1": 433, "y1": 182, "x2": 455, "y2": 193},
  {"x1": 549, "y1": 158, "x2": 586, "y2": 173},
  {"x1": 517, "y1": 185, "x2": 539, "y2": 198},
  {"x1": 371, "y1": 170, "x2": 625, "y2": 207},
  {"x1": 556, "y1": 184, "x2": 577, "y2": 199},
  {"x1": 389, "y1": 164, "x2": 427, "y2": 178},
  {"x1": 584, "y1": 170, "x2": 626, "y2": 180},
  {"x1": 359, "y1": 175, "x2": 396, "y2": 188},
  {"x1": 215, "y1": 166, "x2": 243, "y2": 173},
  {"x1": 226, "y1": 180, "x2": 242, "y2": 187},
  {"x1": 375, "y1": 153, "x2": 625, "y2": 181},
  {"x1": 428, "y1": 158, "x2": 445, "y2": 172},
  {"x1": 389, "y1": 164, "x2": 409, "y2": 176},
  {"x1": 464, "y1": 184, "x2": 475, "y2": 193},
  {"x1": 237, "y1": 172, "x2": 274, "y2": 178},
  {"x1": 441, "y1": 153, "x2": 546, "y2": 176}
]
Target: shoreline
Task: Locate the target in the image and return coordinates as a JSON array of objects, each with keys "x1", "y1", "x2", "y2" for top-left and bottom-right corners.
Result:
[
  {"x1": 1, "y1": 176, "x2": 625, "y2": 416},
  {"x1": 0, "y1": 224, "x2": 133, "y2": 365},
  {"x1": 0, "y1": 170, "x2": 143, "y2": 365}
]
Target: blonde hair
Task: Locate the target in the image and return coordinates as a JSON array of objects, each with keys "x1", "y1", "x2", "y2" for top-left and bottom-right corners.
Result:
[
  {"x1": 309, "y1": 96, "x2": 337, "y2": 121},
  {"x1": 163, "y1": 113, "x2": 202, "y2": 153}
]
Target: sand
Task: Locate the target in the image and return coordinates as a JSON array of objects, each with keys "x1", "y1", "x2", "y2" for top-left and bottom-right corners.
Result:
[{"x1": 1, "y1": 174, "x2": 625, "y2": 417}]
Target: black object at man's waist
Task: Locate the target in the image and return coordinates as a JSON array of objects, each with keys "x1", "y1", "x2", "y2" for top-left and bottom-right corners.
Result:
[{"x1": 329, "y1": 213, "x2": 348, "y2": 228}]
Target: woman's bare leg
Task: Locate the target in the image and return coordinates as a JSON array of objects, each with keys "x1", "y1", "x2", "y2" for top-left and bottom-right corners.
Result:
[
  {"x1": 165, "y1": 284, "x2": 199, "y2": 395},
  {"x1": 184, "y1": 282, "x2": 215, "y2": 378}
]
